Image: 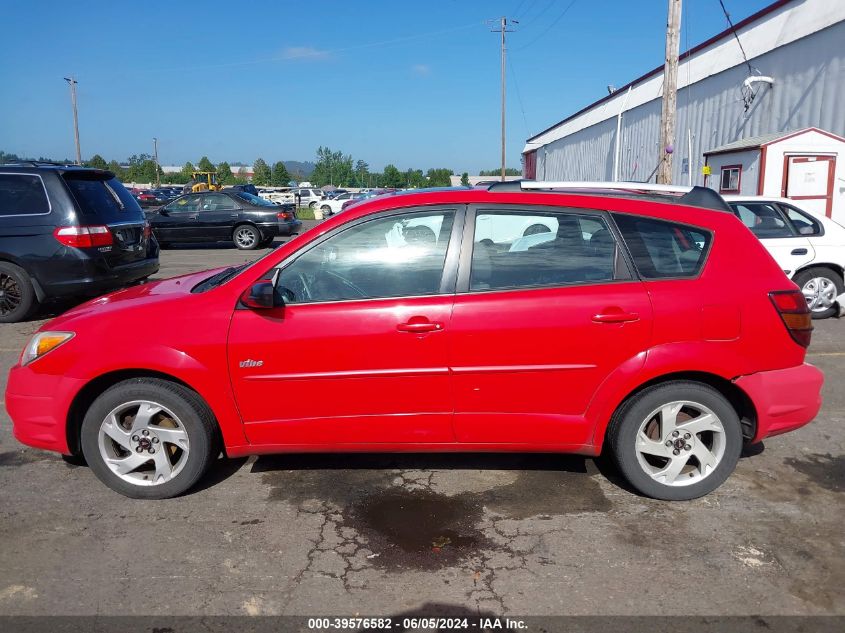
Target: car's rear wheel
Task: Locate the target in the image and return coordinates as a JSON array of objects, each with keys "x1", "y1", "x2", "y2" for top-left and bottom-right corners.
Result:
[
  {"x1": 233, "y1": 225, "x2": 260, "y2": 250},
  {"x1": 309, "y1": 201, "x2": 318, "y2": 209},
  {"x1": 0, "y1": 262, "x2": 36, "y2": 323},
  {"x1": 80, "y1": 378, "x2": 218, "y2": 499},
  {"x1": 607, "y1": 381, "x2": 742, "y2": 500},
  {"x1": 321, "y1": 204, "x2": 332, "y2": 215},
  {"x1": 793, "y1": 267, "x2": 843, "y2": 319}
]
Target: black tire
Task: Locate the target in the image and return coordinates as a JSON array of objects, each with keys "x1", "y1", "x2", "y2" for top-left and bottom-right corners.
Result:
[
  {"x1": 233, "y1": 224, "x2": 260, "y2": 250},
  {"x1": 309, "y1": 201, "x2": 318, "y2": 209},
  {"x1": 607, "y1": 381, "x2": 742, "y2": 501},
  {"x1": 0, "y1": 261, "x2": 37, "y2": 323},
  {"x1": 321, "y1": 205, "x2": 333, "y2": 216},
  {"x1": 80, "y1": 378, "x2": 219, "y2": 499},
  {"x1": 793, "y1": 267, "x2": 843, "y2": 320}
]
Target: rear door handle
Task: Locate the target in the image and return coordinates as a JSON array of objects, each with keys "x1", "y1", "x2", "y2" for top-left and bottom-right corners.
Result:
[
  {"x1": 397, "y1": 319, "x2": 443, "y2": 333},
  {"x1": 791, "y1": 248, "x2": 808, "y2": 256},
  {"x1": 187, "y1": 214, "x2": 198, "y2": 220},
  {"x1": 592, "y1": 310, "x2": 639, "y2": 324}
]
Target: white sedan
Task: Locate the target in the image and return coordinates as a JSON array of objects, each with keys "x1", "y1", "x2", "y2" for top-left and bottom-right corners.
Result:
[
  {"x1": 319, "y1": 192, "x2": 365, "y2": 216},
  {"x1": 724, "y1": 195, "x2": 845, "y2": 318}
]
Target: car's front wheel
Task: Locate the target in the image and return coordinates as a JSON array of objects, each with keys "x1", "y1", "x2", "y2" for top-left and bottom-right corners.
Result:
[
  {"x1": 321, "y1": 204, "x2": 332, "y2": 215},
  {"x1": 80, "y1": 378, "x2": 218, "y2": 499},
  {"x1": 607, "y1": 381, "x2": 742, "y2": 500},
  {"x1": 233, "y1": 225, "x2": 260, "y2": 250},
  {"x1": 793, "y1": 267, "x2": 843, "y2": 319}
]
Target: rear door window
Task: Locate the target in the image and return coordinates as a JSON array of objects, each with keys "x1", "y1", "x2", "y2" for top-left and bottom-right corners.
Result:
[
  {"x1": 0, "y1": 174, "x2": 50, "y2": 216},
  {"x1": 470, "y1": 210, "x2": 618, "y2": 291},
  {"x1": 613, "y1": 214, "x2": 711, "y2": 279},
  {"x1": 779, "y1": 204, "x2": 822, "y2": 236},
  {"x1": 63, "y1": 174, "x2": 144, "y2": 224}
]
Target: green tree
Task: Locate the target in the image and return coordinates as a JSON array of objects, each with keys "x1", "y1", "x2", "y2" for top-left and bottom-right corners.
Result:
[
  {"x1": 460, "y1": 172, "x2": 470, "y2": 187},
  {"x1": 271, "y1": 161, "x2": 290, "y2": 186},
  {"x1": 235, "y1": 167, "x2": 249, "y2": 184},
  {"x1": 197, "y1": 156, "x2": 215, "y2": 172},
  {"x1": 217, "y1": 162, "x2": 235, "y2": 185},
  {"x1": 311, "y1": 146, "x2": 355, "y2": 187},
  {"x1": 355, "y1": 159, "x2": 369, "y2": 186},
  {"x1": 479, "y1": 167, "x2": 520, "y2": 176},
  {"x1": 108, "y1": 160, "x2": 125, "y2": 180},
  {"x1": 405, "y1": 168, "x2": 426, "y2": 189},
  {"x1": 86, "y1": 154, "x2": 108, "y2": 170},
  {"x1": 426, "y1": 168, "x2": 453, "y2": 187},
  {"x1": 181, "y1": 162, "x2": 196, "y2": 180},
  {"x1": 252, "y1": 158, "x2": 271, "y2": 186},
  {"x1": 381, "y1": 164, "x2": 404, "y2": 188}
]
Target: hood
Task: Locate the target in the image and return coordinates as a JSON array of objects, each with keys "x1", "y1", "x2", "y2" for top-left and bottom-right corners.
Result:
[{"x1": 43, "y1": 267, "x2": 230, "y2": 329}]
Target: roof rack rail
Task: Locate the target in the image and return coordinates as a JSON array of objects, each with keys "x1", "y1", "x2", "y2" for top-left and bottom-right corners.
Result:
[
  {"x1": 0, "y1": 160, "x2": 74, "y2": 167},
  {"x1": 486, "y1": 180, "x2": 732, "y2": 212}
]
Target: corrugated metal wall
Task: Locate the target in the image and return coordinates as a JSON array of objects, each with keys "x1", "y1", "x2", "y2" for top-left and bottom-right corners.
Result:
[{"x1": 535, "y1": 20, "x2": 845, "y2": 184}]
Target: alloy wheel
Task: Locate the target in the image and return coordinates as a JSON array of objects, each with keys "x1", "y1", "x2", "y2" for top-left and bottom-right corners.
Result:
[
  {"x1": 97, "y1": 400, "x2": 190, "y2": 486},
  {"x1": 634, "y1": 400, "x2": 726, "y2": 487},
  {"x1": 235, "y1": 227, "x2": 257, "y2": 249},
  {"x1": 801, "y1": 276, "x2": 837, "y2": 312},
  {"x1": 0, "y1": 273, "x2": 22, "y2": 316}
]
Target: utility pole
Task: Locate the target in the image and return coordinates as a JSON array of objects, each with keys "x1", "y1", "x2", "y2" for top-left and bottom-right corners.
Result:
[
  {"x1": 491, "y1": 17, "x2": 517, "y2": 181},
  {"x1": 63, "y1": 77, "x2": 81, "y2": 165},
  {"x1": 152, "y1": 137, "x2": 160, "y2": 187},
  {"x1": 657, "y1": 0, "x2": 681, "y2": 184}
]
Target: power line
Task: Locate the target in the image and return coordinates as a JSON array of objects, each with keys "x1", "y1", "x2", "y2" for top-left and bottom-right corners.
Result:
[
  {"x1": 522, "y1": 0, "x2": 556, "y2": 26},
  {"x1": 508, "y1": 55, "x2": 531, "y2": 138},
  {"x1": 515, "y1": 0, "x2": 579, "y2": 51},
  {"x1": 717, "y1": 0, "x2": 753, "y2": 73}
]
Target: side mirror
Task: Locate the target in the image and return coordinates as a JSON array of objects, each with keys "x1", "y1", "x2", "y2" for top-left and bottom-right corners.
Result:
[{"x1": 240, "y1": 280, "x2": 278, "y2": 310}]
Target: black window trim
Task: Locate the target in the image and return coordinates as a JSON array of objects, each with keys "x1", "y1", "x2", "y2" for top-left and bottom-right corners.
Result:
[
  {"x1": 0, "y1": 171, "x2": 52, "y2": 217},
  {"x1": 456, "y1": 203, "x2": 633, "y2": 295},
  {"x1": 609, "y1": 211, "x2": 715, "y2": 282},
  {"x1": 245, "y1": 204, "x2": 467, "y2": 308},
  {"x1": 728, "y1": 201, "x2": 799, "y2": 239}
]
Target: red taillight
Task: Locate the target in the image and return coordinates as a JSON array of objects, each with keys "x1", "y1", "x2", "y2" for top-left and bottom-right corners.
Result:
[
  {"x1": 143, "y1": 221, "x2": 151, "y2": 239},
  {"x1": 277, "y1": 212, "x2": 290, "y2": 220},
  {"x1": 769, "y1": 290, "x2": 813, "y2": 347},
  {"x1": 53, "y1": 225, "x2": 113, "y2": 248}
]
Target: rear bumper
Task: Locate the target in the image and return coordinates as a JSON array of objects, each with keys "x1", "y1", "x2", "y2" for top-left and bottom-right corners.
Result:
[
  {"x1": 38, "y1": 257, "x2": 159, "y2": 298},
  {"x1": 735, "y1": 363, "x2": 824, "y2": 443}
]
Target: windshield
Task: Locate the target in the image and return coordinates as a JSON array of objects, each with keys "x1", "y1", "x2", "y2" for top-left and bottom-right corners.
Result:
[{"x1": 236, "y1": 192, "x2": 276, "y2": 207}]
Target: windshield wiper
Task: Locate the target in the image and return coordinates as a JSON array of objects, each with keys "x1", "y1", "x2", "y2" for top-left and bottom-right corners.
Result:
[{"x1": 192, "y1": 264, "x2": 248, "y2": 293}]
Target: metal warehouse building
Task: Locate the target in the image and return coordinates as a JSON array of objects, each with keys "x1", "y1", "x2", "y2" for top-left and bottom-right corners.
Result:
[{"x1": 522, "y1": 0, "x2": 845, "y2": 220}]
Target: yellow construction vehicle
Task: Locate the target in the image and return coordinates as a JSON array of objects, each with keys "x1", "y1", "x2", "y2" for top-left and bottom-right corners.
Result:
[{"x1": 189, "y1": 171, "x2": 222, "y2": 192}]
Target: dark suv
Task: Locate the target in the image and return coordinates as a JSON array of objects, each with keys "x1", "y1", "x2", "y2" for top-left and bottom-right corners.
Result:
[{"x1": 0, "y1": 163, "x2": 159, "y2": 322}]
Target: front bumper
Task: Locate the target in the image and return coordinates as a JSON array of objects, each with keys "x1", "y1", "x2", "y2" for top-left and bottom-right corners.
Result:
[
  {"x1": 735, "y1": 363, "x2": 824, "y2": 443},
  {"x1": 5, "y1": 364, "x2": 85, "y2": 454}
]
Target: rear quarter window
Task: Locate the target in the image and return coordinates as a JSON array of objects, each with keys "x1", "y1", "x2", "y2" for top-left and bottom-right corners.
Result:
[
  {"x1": 63, "y1": 175, "x2": 144, "y2": 224},
  {"x1": 0, "y1": 174, "x2": 50, "y2": 216},
  {"x1": 613, "y1": 214, "x2": 711, "y2": 279}
]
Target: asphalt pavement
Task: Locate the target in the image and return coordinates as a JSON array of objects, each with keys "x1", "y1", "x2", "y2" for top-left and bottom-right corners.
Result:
[{"x1": 0, "y1": 225, "x2": 842, "y2": 617}]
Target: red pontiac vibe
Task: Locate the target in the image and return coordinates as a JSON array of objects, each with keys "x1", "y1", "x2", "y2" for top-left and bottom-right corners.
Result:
[{"x1": 5, "y1": 183, "x2": 824, "y2": 500}]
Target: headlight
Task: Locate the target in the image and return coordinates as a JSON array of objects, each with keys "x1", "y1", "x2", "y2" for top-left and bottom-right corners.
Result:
[{"x1": 21, "y1": 331, "x2": 74, "y2": 366}]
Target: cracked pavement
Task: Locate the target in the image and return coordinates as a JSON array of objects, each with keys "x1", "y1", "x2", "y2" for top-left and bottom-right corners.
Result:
[{"x1": 0, "y1": 234, "x2": 843, "y2": 616}]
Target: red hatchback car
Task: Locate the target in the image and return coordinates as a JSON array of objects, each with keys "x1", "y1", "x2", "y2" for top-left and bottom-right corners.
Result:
[{"x1": 5, "y1": 183, "x2": 824, "y2": 500}]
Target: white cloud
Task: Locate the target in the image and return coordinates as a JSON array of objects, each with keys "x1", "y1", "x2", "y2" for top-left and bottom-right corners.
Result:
[
  {"x1": 281, "y1": 46, "x2": 330, "y2": 61},
  {"x1": 411, "y1": 64, "x2": 431, "y2": 76}
]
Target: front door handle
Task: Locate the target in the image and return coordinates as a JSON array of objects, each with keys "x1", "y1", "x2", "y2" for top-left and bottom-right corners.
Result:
[
  {"x1": 592, "y1": 309, "x2": 639, "y2": 324},
  {"x1": 187, "y1": 214, "x2": 198, "y2": 220},
  {"x1": 791, "y1": 248, "x2": 808, "y2": 256},
  {"x1": 397, "y1": 318, "x2": 443, "y2": 333}
]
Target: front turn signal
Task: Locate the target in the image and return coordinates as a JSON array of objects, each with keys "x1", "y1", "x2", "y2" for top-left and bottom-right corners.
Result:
[{"x1": 21, "y1": 331, "x2": 75, "y2": 366}]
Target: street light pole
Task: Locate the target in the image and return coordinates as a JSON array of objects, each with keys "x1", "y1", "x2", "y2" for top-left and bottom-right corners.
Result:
[
  {"x1": 152, "y1": 137, "x2": 160, "y2": 187},
  {"x1": 63, "y1": 77, "x2": 81, "y2": 165}
]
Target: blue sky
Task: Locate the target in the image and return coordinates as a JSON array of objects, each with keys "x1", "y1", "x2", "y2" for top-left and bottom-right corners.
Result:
[{"x1": 0, "y1": 0, "x2": 772, "y2": 173}]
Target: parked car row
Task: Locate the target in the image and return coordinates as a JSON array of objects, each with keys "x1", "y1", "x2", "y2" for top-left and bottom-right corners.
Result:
[{"x1": 5, "y1": 180, "x2": 825, "y2": 502}]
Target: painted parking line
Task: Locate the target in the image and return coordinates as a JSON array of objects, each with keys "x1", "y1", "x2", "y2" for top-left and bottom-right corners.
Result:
[{"x1": 807, "y1": 352, "x2": 845, "y2": 356}]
